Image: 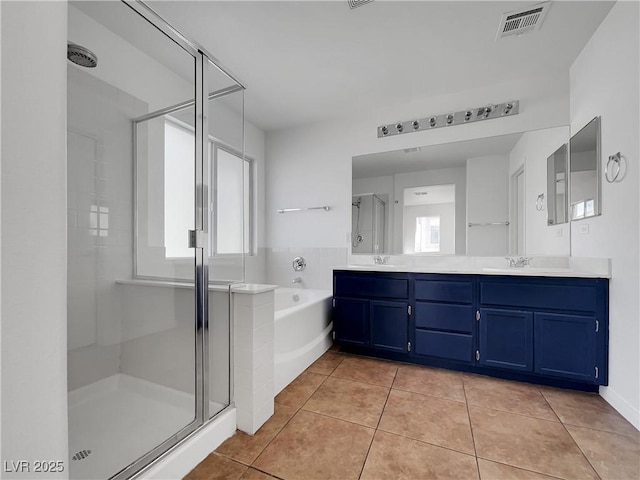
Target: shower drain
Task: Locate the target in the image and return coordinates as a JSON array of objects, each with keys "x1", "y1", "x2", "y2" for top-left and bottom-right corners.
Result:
[{"x1": 72, "y1": 450, "x2": 92, "y2": 461}]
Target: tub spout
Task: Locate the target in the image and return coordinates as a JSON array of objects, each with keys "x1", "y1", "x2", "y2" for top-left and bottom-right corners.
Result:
[{"x1": 292, "y1": 277, "x2": 303, "y2": 284}]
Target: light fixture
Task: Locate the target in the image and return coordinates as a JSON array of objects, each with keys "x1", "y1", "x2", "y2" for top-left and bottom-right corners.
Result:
[{"x1": 377, "y1": 101, "x2": 519, "y2": 138}]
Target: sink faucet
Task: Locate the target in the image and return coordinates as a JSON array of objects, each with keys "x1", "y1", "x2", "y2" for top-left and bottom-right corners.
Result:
[
  {"x1": 373, "y1": 255, "x2": 390, "y2": 265},
  {"x1": 505, "y1": 256, "x2": 532, "y2": 268}
]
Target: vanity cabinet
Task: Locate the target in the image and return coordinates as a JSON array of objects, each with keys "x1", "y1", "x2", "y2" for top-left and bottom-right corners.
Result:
[
  {"x1": 333, "y1": 272, "x2": 410, "y2": 353},
  {"x1": 413, "y1": 275, "x2": 475, "y2": 363},
  {"x1": 332, "y1": 270, "x2": 609, "y2": 389},
  {"x1": 478, "y1": 276, "x2": 608, "y2": 385}
]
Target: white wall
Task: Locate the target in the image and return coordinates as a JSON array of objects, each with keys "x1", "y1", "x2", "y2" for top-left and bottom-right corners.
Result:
[
  {"x1": 466, "y1": 155, "x2": 509, "y2": 256},
  {"x1": 508, "y1": 127, "x2": 571, "y2": 256},
  {"x1": 569, "y1": 1, "x2": 640, "y2": 429},
  {"x1": 0, "y1": 1, "x2": 68, "y2": 476},
  {"x1": 265, "y1": 72, "x2": 569, "y2": 288}
]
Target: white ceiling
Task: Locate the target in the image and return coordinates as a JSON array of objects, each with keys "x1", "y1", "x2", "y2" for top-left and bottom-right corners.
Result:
[
  {"x1": 148, "y1": 0, "x2": 614, "y2": 132},
  {"x1": 353, "y1": 131, "x2": 523, "y2": 178}
]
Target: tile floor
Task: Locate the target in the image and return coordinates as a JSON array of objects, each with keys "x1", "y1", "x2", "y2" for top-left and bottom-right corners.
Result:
[{"x1": 186, "y1": 349, "x2": 640, "y2": 480}]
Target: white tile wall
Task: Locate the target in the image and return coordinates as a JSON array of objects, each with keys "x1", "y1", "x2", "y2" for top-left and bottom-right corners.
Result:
[{"x1": 233, "y1": 288, "x2": 276, "y2": 434}]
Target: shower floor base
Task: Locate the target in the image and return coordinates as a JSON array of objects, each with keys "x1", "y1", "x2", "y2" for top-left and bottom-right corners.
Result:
[{"x1": 68, "y1": 374, "x2": 225, "y2": 480}]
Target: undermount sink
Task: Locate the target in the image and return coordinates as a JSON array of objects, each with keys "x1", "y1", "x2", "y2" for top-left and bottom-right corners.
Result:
[{"x1": 482, "y1": 267, "x2": 572, "y2": 274}]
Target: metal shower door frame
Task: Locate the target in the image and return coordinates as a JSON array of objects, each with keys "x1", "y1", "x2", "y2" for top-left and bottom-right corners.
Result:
[{"x1": 107, "y1": 1, "x2": 244, "y2": 479}]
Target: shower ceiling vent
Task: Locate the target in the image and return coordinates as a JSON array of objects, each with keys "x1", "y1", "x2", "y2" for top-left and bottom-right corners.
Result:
[
  {"x1": 348, "y1": 0, "x2": 374, "y2": 10},
  {"x1": 496, "y1": 2, "x2": 550, "y2": 40}
]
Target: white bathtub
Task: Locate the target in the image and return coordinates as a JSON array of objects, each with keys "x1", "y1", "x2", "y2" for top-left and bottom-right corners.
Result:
[{"x1": 274, "y1": 287, "x2": 333, "y2": 394}]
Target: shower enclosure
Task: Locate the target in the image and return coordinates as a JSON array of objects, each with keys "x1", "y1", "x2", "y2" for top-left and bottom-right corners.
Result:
[
  {"x1": 66, "y1": 2, "x2": 245, "y2": 478},
  {"x1": 352, "y1": 193, "x2": 386, "y2": 254}
]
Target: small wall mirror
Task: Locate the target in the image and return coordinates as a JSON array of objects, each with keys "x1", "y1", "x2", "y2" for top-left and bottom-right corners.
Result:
[
  {"x1": 547, "y1": 143, "x2": 568, "y2": 225},
  {"x1": 570, "y1": 116, "x2": 601, "y2": 221}
]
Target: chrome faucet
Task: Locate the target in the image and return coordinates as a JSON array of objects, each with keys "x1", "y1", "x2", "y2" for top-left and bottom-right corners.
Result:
[
  {"x1": 505, "y1": 256, "x2": 532, "y2": 268},
  {"x1": 292, "y1": 277, "x2": 303, "y2": 284},
  {"x1": 373, "y1": 255, "x2": 391, "y2": 265}
]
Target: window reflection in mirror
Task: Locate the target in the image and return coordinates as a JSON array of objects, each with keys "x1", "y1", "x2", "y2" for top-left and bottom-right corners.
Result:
[
  {"x1": 403, "y1": 185, "x2": 455, "y2": 254},
  {"x1": 570, "y1": 116, "x2": 601, "y2": 221},
  {"x1": 547, "y1": 143, "x2": 568, "y2": 226}
]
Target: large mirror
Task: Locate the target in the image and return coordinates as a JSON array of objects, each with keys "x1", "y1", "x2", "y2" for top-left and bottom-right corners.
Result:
[
  {"x1": 547, "y1": 143, "x2": 568, "y2": 225},
  {"x1": 569, "y1": 116, "x2": 601, "y2": 221},
  {"x1": 352, "y1": 126, "x2": 571, "y2": 256}
]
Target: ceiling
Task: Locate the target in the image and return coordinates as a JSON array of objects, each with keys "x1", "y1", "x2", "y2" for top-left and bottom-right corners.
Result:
[
  {"x1": 353, "y1": 131, "x2": 523, "y2": 178},
  {"x1": 148, "y1": 0, "x2": 614, "y2": 132}
]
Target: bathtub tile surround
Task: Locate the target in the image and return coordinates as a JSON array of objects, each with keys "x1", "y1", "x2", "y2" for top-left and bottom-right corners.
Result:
[
  {"x1": 187, "y1": 350, "x2": 639, "y2": 480},
  {"x1": 233, "y1": 286, "x2": 277, "y2": 435},
  {"x1": 266, "y1": 247, "x2": 348, "y2": 290}
]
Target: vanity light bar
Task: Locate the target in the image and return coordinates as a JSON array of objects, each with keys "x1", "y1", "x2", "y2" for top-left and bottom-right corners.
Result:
[{"x1": 377, "y1": 100, "x2": 520, "y2": 138}]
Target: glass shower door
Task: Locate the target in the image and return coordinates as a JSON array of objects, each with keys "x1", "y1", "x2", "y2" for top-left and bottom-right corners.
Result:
[{"x1": 67, "y1": 2, "x2": 203, "y2": 479}]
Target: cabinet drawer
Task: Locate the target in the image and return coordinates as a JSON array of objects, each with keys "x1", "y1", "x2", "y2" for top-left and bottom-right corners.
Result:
[
  {"x1": 480, "y1": 281, "x2": 597, "y2": 312},
  {"x1": 335, "y1": 274, "x2": 409, "y2": 299},
  {"x1": 415, "y1": 303, "x2": 474, "y2": 333},
  {"x1": 414, "y1": 330, "x2": 473, "y2": 363},
  {"x1": 415, "y1": 279, "x2": 473, "y2": 304}
]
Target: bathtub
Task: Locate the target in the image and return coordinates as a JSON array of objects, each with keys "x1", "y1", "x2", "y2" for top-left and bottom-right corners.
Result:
[{"x1": 274, "y1": 287, "x2": 333, "y2": 394}]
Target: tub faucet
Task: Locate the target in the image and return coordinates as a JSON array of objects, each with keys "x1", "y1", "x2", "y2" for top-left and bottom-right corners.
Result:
[{"x1": 292, "y1": 277, "x2": 303, "y2": 284}]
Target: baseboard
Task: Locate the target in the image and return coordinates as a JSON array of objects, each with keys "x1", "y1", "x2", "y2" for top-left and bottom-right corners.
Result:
[
  {"x1": 137, "y1": 407, "x2": 237, "y2": 480},
  {"x1": 600, "y1": 386, "x2": 640, "y2": 431}
]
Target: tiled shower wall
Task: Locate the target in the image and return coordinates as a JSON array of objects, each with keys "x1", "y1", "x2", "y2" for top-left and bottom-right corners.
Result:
[{"x1": 67, "y1": 66, "x2": 147, "y2": 390}]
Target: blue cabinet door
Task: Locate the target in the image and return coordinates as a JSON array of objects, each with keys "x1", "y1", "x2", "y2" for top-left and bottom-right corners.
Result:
[
  {"x1": 333, "y1": 297, "x2": 369, "y2": 347},
  {"x1": 370, "y1": 300, "x2": 408, "y2": 353},
  {"x1": 479, "y1": 308, "x2": 533, "y2": 372},
  {"x1": 534, "y1": 313, "x2": 597, "y2": 383}
]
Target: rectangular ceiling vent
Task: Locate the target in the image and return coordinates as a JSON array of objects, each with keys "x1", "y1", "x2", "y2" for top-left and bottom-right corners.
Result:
[
  {"x1": 348, "y1": 0, "x2": 374, "y2": 10},
  {"x1": 497, "y1": 2, "x2": 550, "y2": 39}
]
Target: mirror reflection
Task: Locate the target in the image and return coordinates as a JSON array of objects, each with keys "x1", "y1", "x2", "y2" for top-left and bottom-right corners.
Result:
[
  {"x1": 570, "y1": 116, "x2": 601, "y2": 220},
  {"x1": 352, "y1": 126, "x2": 571, "y2": 256},
  {"x1": 547, "y1": 144, "x2": 568, "y2": 225}
]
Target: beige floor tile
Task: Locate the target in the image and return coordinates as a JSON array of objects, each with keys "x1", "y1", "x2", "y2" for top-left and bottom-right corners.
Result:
[
  {"x1": 239, "y1": 468, "x2": 275, "y2": 480},
  {"x1": 361, "y1": 430, "x2": 478, "y2": 480},
  {"x1": 253, "y1": 410, "x2": 374, "y2": 480},
  {"x1": 477, "y1": 459, "x2": 560, "y2": 479},
  {"x1": 331, "y1": 355, "x2": 398, "y2": 387},
  {"x1": 393, "y1": 364, "x2": 466, "y2": 403},
  {"x1": 306, "y1": 351, "x2": 346, "y2": 375},
  {"x1": 541, "y1": 387, "x2": 640, "y2": 438},
  {"x1": 302, "y1": 375, "x2": 389, "y2": 427},
  {"x1": 470, "y1": 405, "x2": 598, "y2": 479},
  {"x1": 378, "y1": 389, "x2": 475, "y2": 455},
  {"x1": 184, "y1": 453, "x2": 247, "y2": 480},
  {"x1": 216, "y1": 403, "x2": 298, "y2": 465},
  {"x1": 567, "y1": 424, "x2": 640, "y2": 480},
  {"x1": 274, "y1": 370, "x2": 327, "y2": 408},
  {"x1": 463, "y1": 374, "x2": 557, "y2": 421}
]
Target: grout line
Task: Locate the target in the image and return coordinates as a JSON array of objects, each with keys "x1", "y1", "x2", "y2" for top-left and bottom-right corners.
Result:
[
  {"x1": 475, "y1": 457, "x2": 567, "y2": 480},
  {"x1": 461, "y1": 377, "x2": 481, "y2": 480},
  {"x1": 372, "y1": 429, "x2": 477, "y2": 459},
  {"x1": 357, "y1": 366, "x2": 398, "y2": 479},
  {"x1": 558, "y1": 419, "x2": 603, "y2": 480}
]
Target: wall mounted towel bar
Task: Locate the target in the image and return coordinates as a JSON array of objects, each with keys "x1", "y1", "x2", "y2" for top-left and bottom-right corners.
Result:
[
  {"x1": 277, "y1": 206, "x2": 331, "y2": 214},
  {"x1": 468, "y1": 221, "x2": 510, "y2": 227}
]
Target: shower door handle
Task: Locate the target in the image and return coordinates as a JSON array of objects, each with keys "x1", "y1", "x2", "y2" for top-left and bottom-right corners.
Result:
[{"x1": 188, "y1": 229, "x2": 205, "y2": 248}]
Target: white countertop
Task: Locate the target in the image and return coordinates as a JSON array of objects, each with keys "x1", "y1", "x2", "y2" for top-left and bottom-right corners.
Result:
[{"x1": 336, "y1": 256, "x2": 611, "y2": 278}]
